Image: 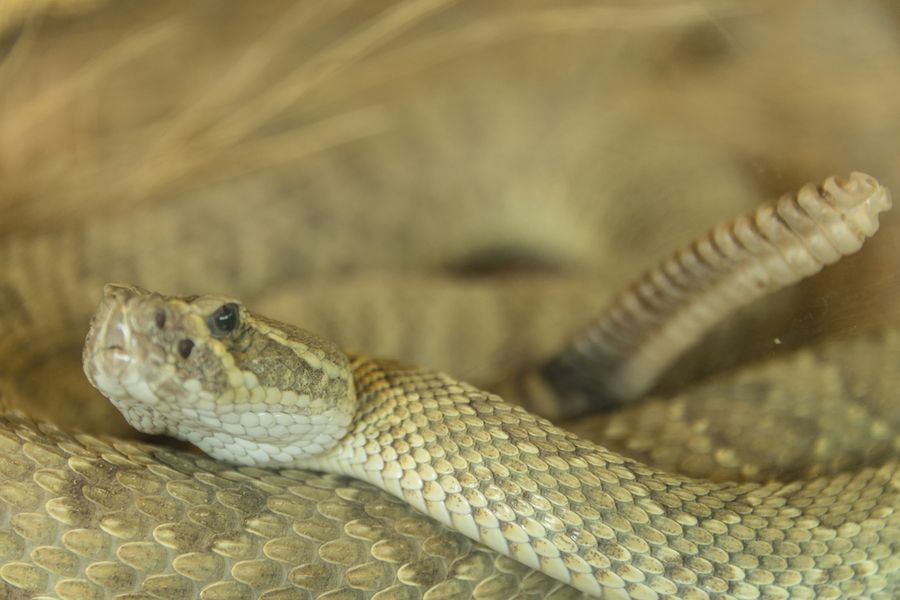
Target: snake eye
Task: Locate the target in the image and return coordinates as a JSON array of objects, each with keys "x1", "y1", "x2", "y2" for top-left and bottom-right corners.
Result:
[
  {"x1": 154, "y1": 310, "x2": 166, "y2": 329},
  {"x1": 177, "y1": 339, "x2": 194, "y2": 359},
  {"x1": 207, "y1": 303, "x2": 240, "y2": 337}
]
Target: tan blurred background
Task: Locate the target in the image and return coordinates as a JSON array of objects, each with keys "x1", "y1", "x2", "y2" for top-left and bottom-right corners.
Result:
[{"x1": 2, "y1": 0, "x2": 899, "y2": 435}]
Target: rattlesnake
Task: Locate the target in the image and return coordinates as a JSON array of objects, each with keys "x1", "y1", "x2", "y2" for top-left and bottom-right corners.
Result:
[
  {"x1": 1, "y1": 174, "x2": 893, "y2": 598},
  {"x1": 2, "y1": 2, "x2": 900, "y2": 599}
]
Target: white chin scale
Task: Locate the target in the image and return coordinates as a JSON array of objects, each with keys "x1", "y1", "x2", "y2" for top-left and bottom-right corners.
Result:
[{"x1": 180, "y1": 404, "x2": 352, "y2": 468}]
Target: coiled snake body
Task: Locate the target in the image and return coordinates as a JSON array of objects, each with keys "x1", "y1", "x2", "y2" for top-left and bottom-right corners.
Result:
[{"x1": 1, "y1": 174, "x2": 898, "y2": 598}]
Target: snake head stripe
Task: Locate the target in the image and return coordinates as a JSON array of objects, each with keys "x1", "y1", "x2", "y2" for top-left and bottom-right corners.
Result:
[{"x1": 83, "y1": 283, "x2": 356, "y2": 466}]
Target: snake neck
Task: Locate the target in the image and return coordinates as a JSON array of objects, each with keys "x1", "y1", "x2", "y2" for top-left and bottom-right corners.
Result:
[{"x1": 294, "y1": 355, "x2": 899, "y2": 597}]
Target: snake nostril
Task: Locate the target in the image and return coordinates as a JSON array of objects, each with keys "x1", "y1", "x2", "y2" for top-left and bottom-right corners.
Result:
[
  {"x1": 178, "y1": 339, "x2": 194, "y2": 358},
  {"x1": 155, "y1": 310, "x2": 166, "y2": 329}
]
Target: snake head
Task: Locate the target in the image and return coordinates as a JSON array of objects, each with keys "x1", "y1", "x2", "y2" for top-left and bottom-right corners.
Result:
[{"x1": 83, "y1": 284, "x2": 356, "y2": 467}]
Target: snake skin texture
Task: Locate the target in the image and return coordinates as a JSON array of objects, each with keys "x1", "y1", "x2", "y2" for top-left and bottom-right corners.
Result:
[
  {"x1": 4, "y1": 342, "x2": 900, "y2": 599},
  {"x1": 0, "y1": 411, "x2": 582, "y2": 599}
]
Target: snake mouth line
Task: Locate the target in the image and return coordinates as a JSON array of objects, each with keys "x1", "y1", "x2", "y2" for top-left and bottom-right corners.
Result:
[
  {"x1": 103, "y1": 320, "x2": 129, "y2": 354},
  {"x1": 98, "y1": 309, "x2": 129, "y2": 351},
  {"x1": 85, "y1": 291, "x2": 139, "y2": 382}
]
